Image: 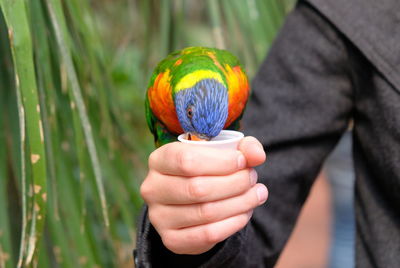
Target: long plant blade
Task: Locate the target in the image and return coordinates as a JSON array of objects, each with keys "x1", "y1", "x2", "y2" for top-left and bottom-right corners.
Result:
[
  {"x1": 0, "y1": 10, "x2": 16, "y2": 268},
  {"x1": 0, "y1": 28, "x2": 13, "y2": 267},
  {"x1": 0, "y1": 0, "x2": 48, "y2": 266},
  {"x1": 44, "y1": 0, "x2": 110, "y2": 227},
  {"x1": 206, "y1": 0, "x2": 225, "y2": 49}
]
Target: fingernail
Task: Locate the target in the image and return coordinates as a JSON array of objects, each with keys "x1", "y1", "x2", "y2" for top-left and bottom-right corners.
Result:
[
  {"x1": 237, "y1": 153, "x2": 246, "y2": 169},
  {"x1": 256, "y1": 185, "x2": 268, "y2": 204},
  {"x1": 249, "y1": 169, "x2": 258, "y2": 185}
]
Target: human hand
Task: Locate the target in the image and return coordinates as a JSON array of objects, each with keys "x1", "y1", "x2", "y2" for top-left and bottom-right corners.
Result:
[{"x1": 140, "y1": 136, "x2": 268, "y2": 255}]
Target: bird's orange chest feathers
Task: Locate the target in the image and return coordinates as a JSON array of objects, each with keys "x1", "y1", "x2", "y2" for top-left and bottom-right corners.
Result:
[
  {"x1": 225, "y1": 65, "x2": 250, "y2": 128},
  {"x1": 148, "y1": 70, "x2": 183, "y2": 134}
]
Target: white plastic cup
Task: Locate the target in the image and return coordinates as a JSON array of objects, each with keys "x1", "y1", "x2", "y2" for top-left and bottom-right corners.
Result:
[{"x1": 178, "y1": 130, "x2": 244, "y2": 150}]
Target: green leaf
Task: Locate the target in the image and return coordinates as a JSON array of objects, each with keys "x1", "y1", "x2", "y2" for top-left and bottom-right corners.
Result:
[
  {"x1": 44, "y1": 0, "x2": 110, "y2": 228},
  {"x1": 0, "y1": 0, "x2": 47, "y2": 266}
]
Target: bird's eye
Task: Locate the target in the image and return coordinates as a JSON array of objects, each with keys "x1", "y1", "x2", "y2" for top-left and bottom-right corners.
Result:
[{"x1": 186, "y1": 107, "x2": 193, "y2": 118}]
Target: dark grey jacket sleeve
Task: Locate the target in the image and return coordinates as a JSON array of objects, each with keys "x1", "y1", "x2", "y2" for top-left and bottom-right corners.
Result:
[{"x1": 135, "y1": 1, "x2": 354, "y2": 267}]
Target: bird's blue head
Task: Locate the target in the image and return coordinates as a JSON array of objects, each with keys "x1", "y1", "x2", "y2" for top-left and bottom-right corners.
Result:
[{"x1": 175, "y1": 79, "x2": 228, "y2": 140}]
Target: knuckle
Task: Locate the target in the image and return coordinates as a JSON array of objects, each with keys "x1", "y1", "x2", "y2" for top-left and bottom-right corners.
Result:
[
  {"x1": 161, "y1": 231, "x2": 182, "y2": 253},
  {"x1": 177, "y1": 150, "x2": 195, "y2": 174},
  {"x1": 147, "y1": 207, "x2": 159, "y2": 226},
  {"x1": 148, "y1": 151, "x2": 158, "y2": 169},
  {"x1": 139, "y1": 171, "x2": 158, "y2": 202},
  {"x1": 139, "y1": 180, "x2": 151, "y2": 201},
  {"x1": 202, "y1": 226, "x2": 220, "y2": 245},
  {"x1": 160, "y1": 231, "x2": 173, "y2": 247},
  {"x1": 187, "y1": 179, "x2": 207, "y2": 201},
  {"x1": 148, "y1": 149, "x2": 162, "y2": 170},
  {"x1": 197, "y1": 203, "x2": 215, "y2": 222}
]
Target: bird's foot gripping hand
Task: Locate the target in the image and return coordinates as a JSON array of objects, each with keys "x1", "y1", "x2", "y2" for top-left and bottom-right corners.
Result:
[{"x1": 140, "y1": 136, "x2": 268, "y2": 255}]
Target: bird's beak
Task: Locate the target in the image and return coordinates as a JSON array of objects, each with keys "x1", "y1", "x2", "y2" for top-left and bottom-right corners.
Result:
[{"x1": 186, "y1": 133, "x2": 210, "y2": 141}]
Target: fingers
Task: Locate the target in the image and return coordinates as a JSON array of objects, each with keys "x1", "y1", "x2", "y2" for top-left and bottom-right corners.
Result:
[
  {"x1": 151, "y1": 182, "x2": 268, "y2": 255},
  {"x1": 159, "y1": 212, "x2": 253, "y2": 255},
  {"x1": 149, "y1": 184, "x2": 268, "y2": 229},
  {"x1": 149, "y1": 142, "x2": 246, "y2": 176},
  {"x1": 148, "y1": 136, "x2": 265, "y2": 177},
  {"x1": 141, "y1": 168, "x2": 257, "y2": 205},
  {"x1": 142, "y1": 136, "x2": 268, "y2": 255},
  {"x1": 238, "y1": 136, "x2": 266, "y2": 167}
]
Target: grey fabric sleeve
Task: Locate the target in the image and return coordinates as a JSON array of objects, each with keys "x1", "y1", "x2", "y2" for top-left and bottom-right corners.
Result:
[{"x1": 135, "y1": 1, "x2": 354, "y2": 267}]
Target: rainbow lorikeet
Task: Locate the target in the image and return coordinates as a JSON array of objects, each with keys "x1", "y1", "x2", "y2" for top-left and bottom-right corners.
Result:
[{"x1": 145, "y1": 47, "x2": 250, "y2": 147}]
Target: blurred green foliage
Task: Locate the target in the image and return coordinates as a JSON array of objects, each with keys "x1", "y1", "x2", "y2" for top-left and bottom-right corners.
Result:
[{"x1": 0, "y1": 0, "x2": 293, "y2": 267}]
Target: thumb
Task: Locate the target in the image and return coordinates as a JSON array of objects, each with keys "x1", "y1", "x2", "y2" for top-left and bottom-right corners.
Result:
[{"x1": 238, "y1": 136, "x2": 266, "y2": 167}]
